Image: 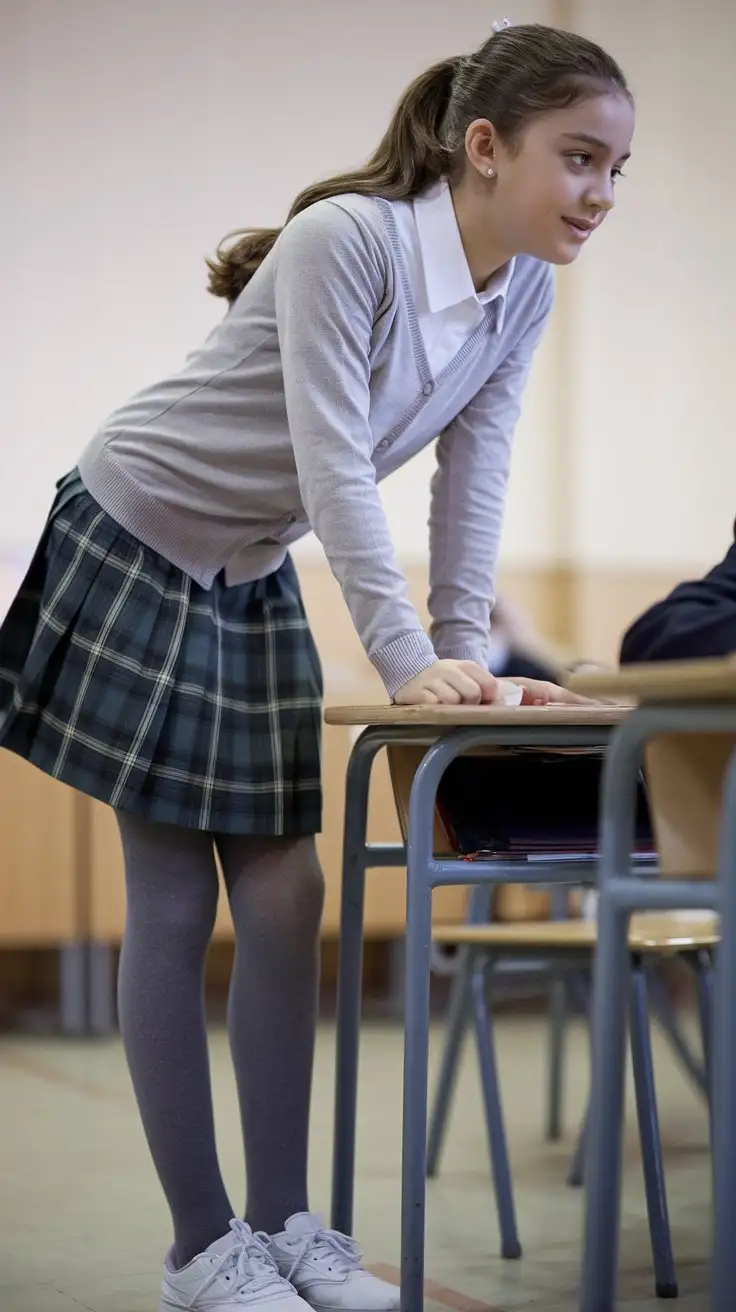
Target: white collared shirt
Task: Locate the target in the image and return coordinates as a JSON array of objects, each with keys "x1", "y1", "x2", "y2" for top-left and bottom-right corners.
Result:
[{"x1": 391, "y1": 179, "x2": 515, "y2": 375}]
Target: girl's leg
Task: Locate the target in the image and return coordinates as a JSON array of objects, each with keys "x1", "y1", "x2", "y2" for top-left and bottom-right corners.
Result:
[
  {"x1": 116, "y1": 813, "x2": 234, "y2": 1267},
  {"x1": 216, "y1": 834, "x2": 325, "y2": 1235}
]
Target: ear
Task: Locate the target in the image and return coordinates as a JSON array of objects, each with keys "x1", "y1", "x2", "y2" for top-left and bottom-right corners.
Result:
[{"x1": 464, "y1": 118, "x2": 502, "y2": 179}]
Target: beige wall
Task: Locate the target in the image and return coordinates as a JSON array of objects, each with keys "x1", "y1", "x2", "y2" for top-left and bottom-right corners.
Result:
[
  {"x1": 3, "y1": 0, "x2": 733, "y2": 662},
  {"x1": 567, "y1": 0, "x2": 736, "y2": 572},
  {"x1": 2, "y1": 0, "x2": 553, "y2": 557},
  {"x1": 560, "y1": 0, "x2": 736, "y2": 654}
]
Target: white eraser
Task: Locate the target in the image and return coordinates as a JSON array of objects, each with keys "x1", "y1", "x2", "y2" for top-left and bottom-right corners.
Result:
[{"x1": 496, "y1": 680, "x2": 524, "y2": 706}]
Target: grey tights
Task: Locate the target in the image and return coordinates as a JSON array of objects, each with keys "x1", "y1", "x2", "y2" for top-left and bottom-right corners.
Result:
[{"x1": 116, "y1": 813, "x2": 325, "y2": 1267}]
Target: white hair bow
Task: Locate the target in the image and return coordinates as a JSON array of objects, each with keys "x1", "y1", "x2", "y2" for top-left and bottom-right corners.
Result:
[{"x1": 492, "y1": 17, "x2": 512, "y2": 32}]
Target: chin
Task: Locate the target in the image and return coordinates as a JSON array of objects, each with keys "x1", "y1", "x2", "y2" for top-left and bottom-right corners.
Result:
[
  {"x1": 547, "y1": 243, "x2": 584, "y2": 266},
  {"x1": 521, "y1": 238, "x2": 583, "y2": 266}
]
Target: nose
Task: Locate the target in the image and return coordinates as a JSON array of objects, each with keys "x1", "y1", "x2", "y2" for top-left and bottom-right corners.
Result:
[{"x1": 585, "y1": 171, "x2": 616, "y2": 214}]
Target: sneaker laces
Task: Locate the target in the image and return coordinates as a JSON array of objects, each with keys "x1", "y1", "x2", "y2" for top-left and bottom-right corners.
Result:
[
  {"x1": 286, "y1": 1226, "x2": 364, "y2": 1282},
  {"x1": 195, "y1": 1220, "x2": 287, "y2": 1303}
]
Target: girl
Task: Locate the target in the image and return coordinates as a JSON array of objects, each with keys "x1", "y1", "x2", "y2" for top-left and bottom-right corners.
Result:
[{"x1": 0, "y1": 21, "x2": 634, "y2": 1312}]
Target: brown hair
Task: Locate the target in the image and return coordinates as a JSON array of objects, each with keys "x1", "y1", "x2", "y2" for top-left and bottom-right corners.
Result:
[{"x1": 207, "y1": 23, "x2": 631, "y2": 304}]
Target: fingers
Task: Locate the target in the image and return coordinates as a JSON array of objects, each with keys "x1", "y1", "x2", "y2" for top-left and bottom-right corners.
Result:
[
  {"x1": 420, "y1": 675, "x2": 477, "y2": 705},
  {"x1": 393, "y1": 660, "x2": 498, "y2": 707},
  {"x1": 557, "y1": 688, "x2": 600, "y2": 705},
  {"x1": 394, "y1": 665, "x2": 604, "y2": 710},
  {"x1": 458, "y1": 662, "x2": 497, "y2": 703},
  {"x1": 394, "y1": 686, "x2": 439, "y2": 706},
  {"x1": 520, "y1": 681, "x2": 600, "y2": 706},
  {"x1": 440, "y1": 671, "x2": 482, "y2": 703},
  {"x1": 395, "y1": 671, "x2": 481, "y2": 706},
  {"x1": 431, "y1": 680, "x2": 463, "y2": 704}
]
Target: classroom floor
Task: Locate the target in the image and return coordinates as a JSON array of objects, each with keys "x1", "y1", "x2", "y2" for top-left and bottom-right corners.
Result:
[{"x1": 1, "y1": 1013, "x2": 711, "y2": 1311}]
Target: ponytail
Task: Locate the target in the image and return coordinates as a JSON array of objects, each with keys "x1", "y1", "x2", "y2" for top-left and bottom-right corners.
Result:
[
  {"x1": 207, "y1": 24, "x2": 631, "y2": 306},
  {"x1": 206, "y1": 57, "x2": 458, "y2": 305}
]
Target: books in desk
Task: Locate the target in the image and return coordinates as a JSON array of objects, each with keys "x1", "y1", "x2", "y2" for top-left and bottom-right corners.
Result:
[{"x1": 435, "y1": 750, "x2": 654, "y2": 859}]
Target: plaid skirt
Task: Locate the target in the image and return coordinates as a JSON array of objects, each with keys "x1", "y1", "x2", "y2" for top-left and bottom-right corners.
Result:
[{"x1": 0, "y1": 472, "x2": 323, "y2": 833}]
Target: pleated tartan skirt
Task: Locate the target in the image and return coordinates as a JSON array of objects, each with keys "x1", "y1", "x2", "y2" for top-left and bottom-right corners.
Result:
[{"x1": 0, "y1": 472, "x2": 323, "y2": 834}]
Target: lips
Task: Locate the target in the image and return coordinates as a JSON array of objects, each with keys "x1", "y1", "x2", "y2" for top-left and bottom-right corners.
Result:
[{"x1": 563, "y1": 217, "x2": 597, "y2": 238}]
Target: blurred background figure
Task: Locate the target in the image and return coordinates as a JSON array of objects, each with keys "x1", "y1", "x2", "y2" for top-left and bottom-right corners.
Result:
[{"x1": 489, "y1": 596, "x2": 565, "y2": 682}]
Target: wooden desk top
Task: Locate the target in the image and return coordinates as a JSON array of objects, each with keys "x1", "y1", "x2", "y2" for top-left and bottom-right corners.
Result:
[
  {"x1": 568, "y1": 656, "x2": 736, "y2": 702},
  {"x1": 324, "y1": 703, "x2": 629, "y2": 728}
]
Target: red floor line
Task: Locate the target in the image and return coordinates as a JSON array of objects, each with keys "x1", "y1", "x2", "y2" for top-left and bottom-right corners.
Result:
[{"x1": 370, "y1": 1264, "x2": 503, "y2": 1312}]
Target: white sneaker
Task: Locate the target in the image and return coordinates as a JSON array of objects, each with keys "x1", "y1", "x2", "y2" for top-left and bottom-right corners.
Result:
[
  {"x1": 159, "y1": 1218, "x2": 313, "y2": 1311},
  {"x1": 269, "y1": 1213, "x2": 400, "y2": 1312}
]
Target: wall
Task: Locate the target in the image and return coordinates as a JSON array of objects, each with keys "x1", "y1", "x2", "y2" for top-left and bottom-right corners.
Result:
[
  {"x1": 562, "y1": 0, "x2": 736, "y2": 654},
  {"x1": 570, "y1": 0, "x2": 736, "y2": 570},
  {"x1": 3, "y1": 0, "x2": 734, "y2": 661},
  {"x1": 2, "y1": 0, "x2": 555, "y2": 563}
]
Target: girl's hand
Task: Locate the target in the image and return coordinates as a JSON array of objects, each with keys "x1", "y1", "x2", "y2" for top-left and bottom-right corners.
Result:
[
  {"x1": 394, "y1": 659, "x2": 498, "y2": 706},
  {"x1": 506, "y1": 677, "x2": 600, "y2": 706}
]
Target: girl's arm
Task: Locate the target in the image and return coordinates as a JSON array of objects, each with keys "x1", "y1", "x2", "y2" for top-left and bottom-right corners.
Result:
[
  {"x1": 273, "y1": 202, "x2": 437, "y2": 698},
  {"x1": 428, "y1": 268, "x2": 555, "y2": 669}
]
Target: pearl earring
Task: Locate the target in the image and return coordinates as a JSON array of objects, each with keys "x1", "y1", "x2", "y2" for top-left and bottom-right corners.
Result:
[{"x1": 487, "y1": 167, "x2": 496, "y2": 178}]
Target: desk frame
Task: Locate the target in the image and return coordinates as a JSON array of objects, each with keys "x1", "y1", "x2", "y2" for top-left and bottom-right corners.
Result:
[
  {"x1": 580, "y1": 701, "x2": 736, "y2": 1312},
  {"x1": 329, "y1": 718, "x2": 619, "y2": 1312}
]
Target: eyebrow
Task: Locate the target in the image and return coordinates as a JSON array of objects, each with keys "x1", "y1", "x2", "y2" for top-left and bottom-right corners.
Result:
[{"x1": 561, "y1": 132, "x2": 631, "y2": 161}]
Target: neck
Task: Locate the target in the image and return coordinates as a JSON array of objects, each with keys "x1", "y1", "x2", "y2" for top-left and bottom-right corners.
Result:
[{"x1": 449, "y1": 177, "x2": 513, "y2": 291}]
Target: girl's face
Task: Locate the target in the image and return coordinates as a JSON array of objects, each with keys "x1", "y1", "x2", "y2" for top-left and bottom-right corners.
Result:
[{"x1": 474, "y1": 93, "x2": 635, "y2": 265}]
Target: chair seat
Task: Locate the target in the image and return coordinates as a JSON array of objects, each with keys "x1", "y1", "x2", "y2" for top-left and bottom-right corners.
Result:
[{"x1": 432, "y1": 910, "x2": 719, "y2": 954}]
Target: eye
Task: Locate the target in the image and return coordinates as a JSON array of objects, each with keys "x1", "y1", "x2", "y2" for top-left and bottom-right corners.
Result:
[
  {"x1": 568, "y1": 152, "x2": 592, "y2": 168},
  {"x1": 611, "y1": 166, "x2": 627, "y2": 181}
]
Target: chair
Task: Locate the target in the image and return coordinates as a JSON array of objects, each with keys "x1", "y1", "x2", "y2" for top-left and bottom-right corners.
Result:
[{"x1": 428, "y1": 912, "x2": 717, "y2": 1298}]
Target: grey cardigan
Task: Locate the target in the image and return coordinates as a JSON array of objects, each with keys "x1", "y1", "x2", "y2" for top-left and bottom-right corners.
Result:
[{"x1": 78, "y1": 192, "x2": 554, "y2": 696}]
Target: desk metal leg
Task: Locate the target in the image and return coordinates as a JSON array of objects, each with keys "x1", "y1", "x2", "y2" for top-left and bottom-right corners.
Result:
[
  {"x1": 426, "y1": 945, "x2": 473, "y2": 1179},
  {"x1": 581, "y1": 722, "x2": 643, "y2": 1312},
  {"x1": 547, "y1": 977, "x2": 567, "y2": 1142},
  {"x1": 401, "y1": 836, "x2": 434, "y2": 1312},
  {"x1": 648, "y1": 964, "x2": 707, "y2": 1098},
  {"x1": 402, "y1": 738, "x2": 471, "y2": 1312},
  {"x1": 568, "y1": 973, "x2": 592, "y2": 1189},
  {"x1": 331, "y1": 732, "x2": 383, "y2": 1236},
  {"x1": 472, "y1": 957, "x2": 521, "y2": 1260},
  {"x1": 691, "y1": 949, "x2": 715, "y2": 1181},
  {"x1": 59, "y1": 942, "x2": 87, "y2": 1035},
  {"x1": 427, "y1": 884, "x2": 492, "y2": 1178},
  {"x1": 630, "y1": 960, "x2": 677, "y2": 1299},
  {"x1": 568, "y1": 1102, "x2": 589, "y2": 1189},
  {"x1": 581, "y1": 890, "x2": 631, "y2": 1312},
  {"x1": 88, "y1": 942, "x2": 116, "y2": 1035},
  {"x1": 547, "y1": 887, "x2": 570, "y2": 1143},
  {"x1": 694, "y1": 952, "x2": 714, "y2": 1102},
  {"x1": 712, "y1": 751, "x2": 736, "y2": 1308}
]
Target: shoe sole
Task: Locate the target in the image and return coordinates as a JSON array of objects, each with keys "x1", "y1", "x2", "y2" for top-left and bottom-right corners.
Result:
[{"x1": 159, "y1": 1291, "x2": 315, "y2": 1311}]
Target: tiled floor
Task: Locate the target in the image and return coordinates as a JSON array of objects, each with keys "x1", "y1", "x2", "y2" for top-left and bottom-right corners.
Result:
[{"x1": 0, "y1": 1013, "x2": 711, "y2": 1310}]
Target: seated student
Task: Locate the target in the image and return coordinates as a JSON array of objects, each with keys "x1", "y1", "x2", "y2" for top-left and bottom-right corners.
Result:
[{"x1": 620, "y1": 524, "x2": 736, "y2": 663}]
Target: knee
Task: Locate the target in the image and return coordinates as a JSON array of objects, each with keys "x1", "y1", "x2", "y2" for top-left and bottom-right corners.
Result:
[
  {"x1": 287, "y1": 836, "x2": 326, "y2": 925},
  {"x1": 254, "y1": 836, "x2": 326, "y2": 928},
  {"x1": 223, "y1": 835, "x2": 325, "y2": 936}
]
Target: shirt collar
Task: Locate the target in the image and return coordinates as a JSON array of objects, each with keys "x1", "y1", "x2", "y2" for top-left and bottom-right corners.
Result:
[{"x1": 413, "y1": 178, "x2": 515, "y2": 333}]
